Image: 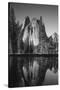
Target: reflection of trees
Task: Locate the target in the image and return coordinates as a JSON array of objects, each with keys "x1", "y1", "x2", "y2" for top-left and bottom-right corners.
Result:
[{"x1": 48, "y1": 56, "x2": 58, "y2": 73}]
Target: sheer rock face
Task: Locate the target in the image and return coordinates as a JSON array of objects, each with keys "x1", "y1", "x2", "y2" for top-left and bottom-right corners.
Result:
[
  {"x1": 34, "y1": 16, "x2": 49, "y2": 54},
  {"x1": 22, "y1": 18, "x2": 39, "y2": 47},
  {"x1": 18, "y1": 16, "x2": 49, "y2": 54},
  {"x1": 21, "y1": 16, "x2": 30, "y2": 30}
]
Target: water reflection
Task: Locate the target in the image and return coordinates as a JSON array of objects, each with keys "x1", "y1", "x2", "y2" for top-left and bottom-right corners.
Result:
[
  {"x1": 47, "y1": 56, "x2": 58, "y2": 73},
  {"x1": 43, "y1": 69, "x2": 58, "y2": 85},
  {"x1": 8, "y1": 55, "x2": 58, "y2": 87},
  {"x1": 43, "y1": 56, "x2": 58, "y2": 85}
]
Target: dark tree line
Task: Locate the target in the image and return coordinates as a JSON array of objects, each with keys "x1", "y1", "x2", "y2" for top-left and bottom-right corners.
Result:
[{"x1": 8, "y1": 4, "x2": 22, "y2": 53}]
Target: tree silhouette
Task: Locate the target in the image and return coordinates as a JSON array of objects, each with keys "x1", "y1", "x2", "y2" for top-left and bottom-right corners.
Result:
[{"x1": 8, "y1": 4, "x2": 20, "y2": 53}]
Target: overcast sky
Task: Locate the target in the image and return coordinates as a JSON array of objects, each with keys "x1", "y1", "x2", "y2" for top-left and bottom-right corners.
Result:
[{"x1": 10, "y1": 3, "x2": 58, "y2": 37}]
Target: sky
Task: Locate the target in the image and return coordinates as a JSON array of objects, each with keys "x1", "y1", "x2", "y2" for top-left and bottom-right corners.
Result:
[{"x1": 10, "y1": 3, "x2": 58, "y2": 37}]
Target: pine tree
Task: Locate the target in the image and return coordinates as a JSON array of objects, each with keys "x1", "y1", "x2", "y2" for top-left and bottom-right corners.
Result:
[{"x1": 8, "y1": 4, "x2": 20, "y2": 53}]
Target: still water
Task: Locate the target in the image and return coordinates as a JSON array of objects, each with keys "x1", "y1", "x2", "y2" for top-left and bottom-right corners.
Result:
[
  {"x1": 9, "y1": 55, "x2": 58, "y2": 86},
  {"x1": 43, "y1": 69, "x2": 58, "y2": 85}
]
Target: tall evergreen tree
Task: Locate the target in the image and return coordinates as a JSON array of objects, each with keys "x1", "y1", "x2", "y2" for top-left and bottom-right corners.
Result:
[{"x1": 8, "y1": 4, "x2": 20, "y2": 53}]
